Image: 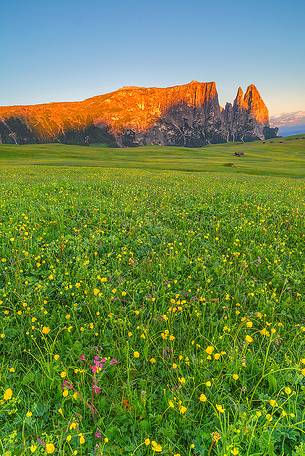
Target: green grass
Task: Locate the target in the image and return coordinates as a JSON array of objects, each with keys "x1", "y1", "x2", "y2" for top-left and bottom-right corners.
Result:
[
  {"x1": 0, "y1": 139, "x2": 304, "y2": 455},
  {"x1": 0, "y1": 135, "x2": 304, "y2": 177}
]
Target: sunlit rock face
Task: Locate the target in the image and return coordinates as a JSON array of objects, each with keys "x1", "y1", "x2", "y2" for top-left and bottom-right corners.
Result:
[{"x1": 0, "y1": 81, "x2": 278, "y2": 146}]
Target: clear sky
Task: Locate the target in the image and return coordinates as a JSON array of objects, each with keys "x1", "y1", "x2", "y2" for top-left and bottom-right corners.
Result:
[{"x1": 1, "y1": 0, "x2": 305, "y2": 115}]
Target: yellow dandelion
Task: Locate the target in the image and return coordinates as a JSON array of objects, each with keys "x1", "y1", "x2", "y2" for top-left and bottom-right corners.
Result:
[
  {"x1": 3, "y1": 388, "x2": 13, "y2": 401},
  {"x1": 245, "y1": 335, "x2": 253, "y2": 344},
  {"x1": 199, "y1": 393, "x2": 207, "y2": 402},
  {"x1": 133, "y1": 351, "x2": 140, "y2": 358},
  {"x1": 45, "y1": 443, "x2": 55, "y2": 454},
  {"x1": 205, "y1": 346, "x2": 214, "y2": 355},
  {"x1": 216, "y1": 404, "x2": 225, "y2": 414},
  {"x1": 42, "y1": 326, "x2": 50, "y2": 335}
]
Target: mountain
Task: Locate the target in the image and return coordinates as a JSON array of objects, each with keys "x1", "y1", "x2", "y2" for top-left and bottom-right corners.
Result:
[
  {"x1": 0, "y1": 81, "x2": 278, "y2": 147},
  {"x1": 270, "y1": 111, "x2": 305, "y2": 137}
]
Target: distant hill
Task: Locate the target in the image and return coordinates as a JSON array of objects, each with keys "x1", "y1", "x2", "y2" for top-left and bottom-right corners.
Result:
[
  {"x1": 270, "y1": 111, "x2": 305, "y2": 136},
  {"x1": 0, "y1": 81, "x2": 278, "y2": 147}
]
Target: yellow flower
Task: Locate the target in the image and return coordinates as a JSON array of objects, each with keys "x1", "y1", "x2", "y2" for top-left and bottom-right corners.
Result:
[
  {"x1": 301, "y1": 368, "x2": 305, "y2": 376},
  {"x1": 93, "y1": 288, "x2": 100, "y2": 296},
  {"x1": 104, "y1": 437, "x2": 109, "y2": 443},
  {"x1": 179, "y1": 405, "x2": 187, "y2": 414},
  {"x1": 269, "y1": 399, "x2": 277, "y2": 407},
  {"x1": 232, "y1": 373, "x2": 239, "y2": 381},
  {"x1": 216, "y1": 404, "x2": 225, "y2": 414},
  {"x1": 69, "y1": 422, "x2": 78, "y2": 430},
  {"x1": 53, "y1": 354, "x2": 60, "y2": 361},
  {"x1": 168, "y1": 400, "x2": 175, "y2": 408},
  {"x1": 205, "y1": 380, "x2": 212, "y2": 387},
  {"x1": 63, "y1": 389, "x2": 69, "y2": 397},
  {"x1": 144, "y1": 438, "x2": 151, "y2": 446},
  {"x1": 133, "y1": 351, "x2": 140, "y2": 358},
  {"x1": 60, "y1": 371, "x2": 67, "y2": 378},
  {"x1": 246, "y1": 321, "x2": 253, "y2": 328},
  {"x1": 178, "y1": 377, "x2": 186, "y2": 385},
  {"x1": 231, "y1": 448, "x2": 239, "y2": 455},
  {"x1": 205, "y1": 346, "x2": 214, "y2": 355},
  {"x1": 45, "y1": 443, "x2": 55, "y2": 454},
  {"x1": 149, "y1": 357, "x2": 156, "y2": 364},
  {"x1": 66, "y1": 435, "x2": 72, "y2": 442},
  {"x1": 199, "y1": 393, "x2": 207, "y2": 402},
  {"x1": 266, "y1": 413, "x2": 273, "y2": 421},
  {"x1": 79, "y1": 434, "x2": 85, "y2": 445},
  {"x1": 42, "y1": 326, "x2": 50, "y2": 335},
  {"x1": 3, "y1": 388, "x2": 13, "y2": 401},
  {"x1": 30, "y1": 444, "x2": 37, "y2": 453},
  {"x1": 284, "y1": 387, "x2": 292, "y2": 395},
  {"x1": 26, "y1": 411, "x2": 32, "y2": 417},
  {"x1": 214, "y1": 353, "x2": 221, "y2": 360},
  {"x1": 245, "y1": 335, "x2": 253, "y2": 344},
  {"x1": 151, "y1": 441, "x2": 162, "y2": 452}
]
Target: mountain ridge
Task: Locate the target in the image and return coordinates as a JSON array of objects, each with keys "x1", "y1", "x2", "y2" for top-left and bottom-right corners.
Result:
[{"x1": 0, "y1": 81, "x2": 278, "y2": 147}]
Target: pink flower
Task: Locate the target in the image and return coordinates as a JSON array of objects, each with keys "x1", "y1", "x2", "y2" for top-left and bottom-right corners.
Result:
[
  {"x1": 92, "y1": 384, "x2": 101, "y2": 394},
  {"x1": 95, "y1": 431, "x2": 102, "y2": 439},
  {"x1": 110, "y1": 358, "x2": 119, "y2": 365},
  {"x1": 62, "y1": 379, "x2": 73, "y2": 390},
  {"x1": 90, "y1": 365, "x2": 98, "y2": 374},
  {"x1": 79, "y1": 354, "x2": 86, "y2": 361}
]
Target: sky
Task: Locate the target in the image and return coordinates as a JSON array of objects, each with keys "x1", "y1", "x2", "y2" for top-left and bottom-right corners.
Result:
[{"x1": 1, "y1": 0, "x2": 305, "y2": 115}]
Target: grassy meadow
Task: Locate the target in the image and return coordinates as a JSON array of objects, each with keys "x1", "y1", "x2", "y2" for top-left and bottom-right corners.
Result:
[{"x1": 0, "y1": 137, "x2": 305, "y2": 455}]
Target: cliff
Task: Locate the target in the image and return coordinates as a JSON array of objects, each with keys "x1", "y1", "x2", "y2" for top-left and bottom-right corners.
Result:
[{"x1": 0, "y1": 81, "x2": 278, "y2": 146}]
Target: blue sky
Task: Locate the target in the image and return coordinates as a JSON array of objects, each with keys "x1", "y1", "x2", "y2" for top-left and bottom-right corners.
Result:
[{"x1": 1, "y1": 0, "x2": 305, "y2": 115}]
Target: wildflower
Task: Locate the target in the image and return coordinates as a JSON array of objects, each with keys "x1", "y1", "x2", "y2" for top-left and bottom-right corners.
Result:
[
  {"x1": 245, "y1": 335, "x2": 253, "y2": 344},
  {"x1": 168, "y1": 400, "x2": 175, "y2": 408},
  {"x1": 133, "y1": 351, "x2": 140, "y2": 358},
  {"x1": 26, "y1": 411, "x2": 33, "y2": 417},
  {"x1": 66, "y1": 435, "x2": 72, "y2": 442},
  {"x1": 63, "y1": 389, "x2": 69, "y2": 397},
  {"x1": 42, "y1": 326, "x2": 50, "y2": 335},
  {"x1": 199, "y1": 393, "x2": 207, "y2": 402},
  {"x1": 216, "y1": 404, "x2": 225, "y2": 414},
  {"x1": 260, "y1": 328, "x2": 270, "y2": 336},
  {"x1": 266, "y1": 414, "x2": 273, "y2": 421},
  {"x1": 45, "y1": 443, "x2": 55, "y2": 454},
  {"x1": 3, "y1": 388, "x2": 13, "y2": 401},
  {"x1": 69, "y1": 422, "x2": 78, "y2": 430},
  {"x1": 79, "y1": 434, "x2": 85, "y2": 445},
  {"x1": 205, "y1": 346, "x2": 214, "y2": 355},
  {"x1": 301, "y1": 368, "x2": 305, "y2": 376},
  {"x1": 53, "y1": 354, "x2": 60, "y2": 361},
  {"x1": 269, "y1": 399, "x2": 277, "y2": 407},
  {"x1": 178, "y1": 377, "x2": 186, "y2": 385},
  {"x1": 231, "y1": 448, "x2": 239, "y2": 455},
  {"x1": 151, "y1": 440, "x2": 162, "y2": 452},
  {"x1": 284, "y1": 387, "x2": 292, "y2": 395},
  {"x1": 232, "y1": 373, "x2": 239, "y2": 381},
  {"x1": 205, "y1": 380, "x2": 212, "y2": 387},
  {"x1": 150, "y1": 357, "x2": 156, "y2": 364},
  {"x1": 211, "y1": 431, "x2": 221, "y2": 443},
  {"x1": 144, "y1": 438, "x2": 151, "y2": 446},
  {"x1": 30, "y1": 444, "x2": 37, "y2": 453},
  {"x1": 246, "y1": 321, "x2": 253, "y2": 328},
  {"x1": 179, "y1": 405, "x2": 187, "y2": 414},
  {"x1": 60, "y1": 371, "x2": 67, "y2": 378}
]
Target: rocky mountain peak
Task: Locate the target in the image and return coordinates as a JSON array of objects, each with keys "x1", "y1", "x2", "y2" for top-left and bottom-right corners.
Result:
[{"x1": 0, "y1": 80, "x2": 277, "y2": 146}]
